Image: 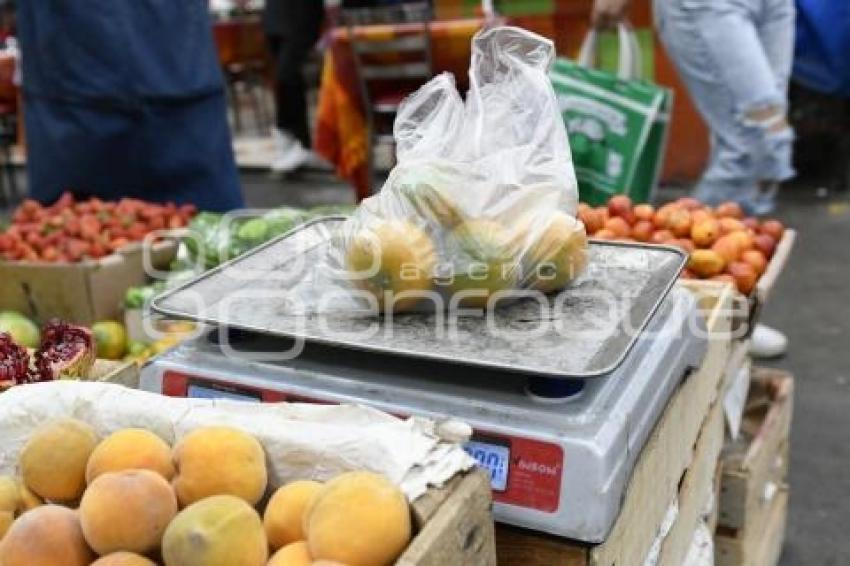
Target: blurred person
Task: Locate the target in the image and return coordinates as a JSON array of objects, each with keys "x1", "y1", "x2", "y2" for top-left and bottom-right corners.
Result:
[
  {"x1": 16, "y1": 0, "x2": 244, "y2": 212},
  {"x1": 263, "y1": 0, "x2": 324, "y2": 172},
  {"x1": 592, "y1": 0, "x2": 793, "y2": 357}
]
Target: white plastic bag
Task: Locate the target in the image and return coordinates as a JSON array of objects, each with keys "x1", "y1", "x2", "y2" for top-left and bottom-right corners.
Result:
[{"x1": 299, "y1": 26, "x2": 586, "y2": 313}]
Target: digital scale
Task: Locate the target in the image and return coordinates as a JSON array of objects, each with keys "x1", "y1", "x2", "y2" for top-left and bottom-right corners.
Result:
[{"x1": 143, "y1": 218, "x2": 708, "y2": 542}]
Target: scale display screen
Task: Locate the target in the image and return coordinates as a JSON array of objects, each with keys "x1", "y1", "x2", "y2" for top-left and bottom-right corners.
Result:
[
  {"x1": 465, "y1": 439, "x2": 510, "y2": 492},
  {"x1": 187, "y1": 383, "x2": 262, "y2": 403}
]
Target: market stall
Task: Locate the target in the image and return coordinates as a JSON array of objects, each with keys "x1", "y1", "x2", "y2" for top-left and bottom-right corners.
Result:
[{"x1": 0, "y1": 19, "x2": 799, "y2": 566}]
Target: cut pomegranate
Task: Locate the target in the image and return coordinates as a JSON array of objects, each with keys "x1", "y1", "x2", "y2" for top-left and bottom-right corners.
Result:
[
  {"x1": 32, "y1": 320, "x2": 96, "y2": 381},
  {"x1": 0, "y1": 332, "x2": 31, "y2": 388}
]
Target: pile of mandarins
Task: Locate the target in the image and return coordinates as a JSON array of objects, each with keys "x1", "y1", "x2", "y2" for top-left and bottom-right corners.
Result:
[
  {"x1": 0, "y1": 419, "x2": 412, "y2": 566},
  {"x1": 578, "y1": 195, "x2": 786, "y2": 295}
]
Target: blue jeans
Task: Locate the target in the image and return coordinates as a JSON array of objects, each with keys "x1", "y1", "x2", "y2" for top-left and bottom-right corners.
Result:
[{"x1": 654, "y1": 0, "x2": 796, "y2": 214}]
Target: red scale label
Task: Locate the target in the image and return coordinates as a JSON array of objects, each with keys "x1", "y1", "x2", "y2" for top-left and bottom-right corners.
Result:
[{"x1": 162, "y1": 370, "x2": 563, "y2": 513}]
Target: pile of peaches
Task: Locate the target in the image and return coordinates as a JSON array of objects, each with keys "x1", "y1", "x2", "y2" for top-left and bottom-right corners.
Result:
[{"x1": 578, "y1": 195, "x2": 786, "y2": 295}]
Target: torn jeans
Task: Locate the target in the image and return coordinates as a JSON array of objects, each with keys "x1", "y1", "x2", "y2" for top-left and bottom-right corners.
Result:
[{"x1": 654, "y1": 0, "x2": 796, "y2": 214}]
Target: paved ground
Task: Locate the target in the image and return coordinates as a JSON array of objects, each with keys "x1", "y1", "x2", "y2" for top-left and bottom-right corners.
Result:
[{"x1": 3, "y1": 167, "x2": 848, "y2": 564}]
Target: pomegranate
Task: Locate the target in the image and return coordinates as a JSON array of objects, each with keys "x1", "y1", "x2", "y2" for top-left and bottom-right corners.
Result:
[
  {"x1": 0, "y1": 333, "x2": 31, "y2": 387},
  {"x1": 31, "y1": 321, "x2": 96, "y2": 381}
]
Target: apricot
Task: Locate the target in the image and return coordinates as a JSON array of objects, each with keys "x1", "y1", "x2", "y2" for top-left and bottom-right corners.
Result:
[
  {"x1": 680, "y1": 268, "x2": 696, "y2": 280},
  {"x1": 578, "y1": 207, "x2": 605, "y2": 235},
  {"x1": 652, "y1": 204, "x2": 679, "y2": 230},
  {"x1": 603, "y1": 216, "x2": 631, "y2": 238},
  {"x1": 691, "y1": 219, "x2": 720, "y2": 248},
  {"x1": 269, "y1": 541, "x2": 313, "y2": 566},
  {"x1": 728, "y1": 261, "x2": 758, "y2": 295},
  {"x1": 634, "y1": 204, "x2": 655, "y2": 222},
  {"x1": 631, "y1": 220, "x2": 654, "y2": 242},
  {"x1": 761, "y1": 219, "x2": 785, "y2": 241},
  {"x1": 676, "y1": 196, "x2": 703, "y2": 210},
  {"x1": 715, "y1": 201, "x2": 744, "y2": 219},
  {"x1": 712, "y1": 235, "x2": 742, "y2": 265},
  {"x1": 673, "y1": 239, "x2": 695, "y2": 254},
  {"x1": 742, "y1": 217, "x2": 760, "y2": 231},
  {"x1": 593, "y1": 228, "x2": 617, "y2": 240},
  {"x1": 172, "y1": 426, "x2": 267, "y2": 507},
  {"x1": 91, "y1": 552, "x2": 158, "y2": 566},
  {"x1": 607, "y1": 195, "x2": 634, "y2": 222},
  {"x1": 20, "y1": 418, "x2": 98, "y2": 502},
  {"x1": 80, "y1": 470, "x2": 177, "y2": 555},
  {"x1": 87, "y1": 428, "x2": 175, "y2": 483},
  {"x1": 741, "y1": 250, "x2": 768, "y2": 276},
  {"x1": 650, "y1": 229, "x2": 674, "y2": 244},
  {"x1": 753, "y1": 233, "x2": 777, "y2": 259},
  {"x1": 726, "y1": 230, "x2": 754, "y2": 253},
  {"x1": 162, "y1": 494, "x2": 268, "y2": 566},
  {"x1": 306, "y1": 471, "x2": 411, "y2": 566},
  {"x1": 17, "y1": 482, "x2": 43, "y2": 512},
  {"x1": 718, "y1": 217, "x2": 746, "y2": 235},
  {"x1": 690, "y1": 208, "x2": 713, "y2": 225},
  {"x1": 0, "y1": 505, "x2": 94, "y2": 566},
  {"x1": 666, "y1": 208, "x2": 693, "y2": 238},
  {"x1": 265, "y1": 480, "x2": 324, "y2": 551},
  {"x1": 688, "y1": 250, "x2": 726, "y2": 278}
]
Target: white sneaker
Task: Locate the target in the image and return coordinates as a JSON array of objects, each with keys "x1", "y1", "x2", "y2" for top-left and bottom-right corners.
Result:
[
  {"x1": 271, "y1": 135, "x2": 311, "y2": 173},
  {"x1": 750, "y1": 324, "x2": 788, "y2": 359}
]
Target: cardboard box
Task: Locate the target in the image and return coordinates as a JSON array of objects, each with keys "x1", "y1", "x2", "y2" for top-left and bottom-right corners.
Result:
[{"x1": 0, "y1": 242, "x2": 176, "y2": 326}]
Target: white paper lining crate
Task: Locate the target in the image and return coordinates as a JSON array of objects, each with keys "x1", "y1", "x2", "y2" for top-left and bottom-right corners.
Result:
[
  {"x1": 494, "y1": 282, "x2": 734, "y2": 565},
  {"x1": 715, "y1": 369, "x2": 793, "y2": 566}
]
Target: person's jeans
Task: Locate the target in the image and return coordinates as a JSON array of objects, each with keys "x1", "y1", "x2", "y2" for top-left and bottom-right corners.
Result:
[{"x1": 654, "y1": 0, "x2": 796, "y2": 214}]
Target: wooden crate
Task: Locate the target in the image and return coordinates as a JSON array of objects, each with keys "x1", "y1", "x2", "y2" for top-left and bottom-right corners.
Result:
[
  {"x1": 716, "y1": 486, "x2": 788, "y2": 566},
  {"x1": 398, "y1": 469, "x2": 497, "y2": 565},
  {"x1": 494, "y1": 282, "x2": 735, "y2": 565},
  {"x1": 717, "y1": 369, "x2": 793, "y2": 533}
]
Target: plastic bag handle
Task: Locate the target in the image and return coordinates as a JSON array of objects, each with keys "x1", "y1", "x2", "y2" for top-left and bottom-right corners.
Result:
[{"x1": 577, "y1": 22, "x2": 642, "y2": 80}]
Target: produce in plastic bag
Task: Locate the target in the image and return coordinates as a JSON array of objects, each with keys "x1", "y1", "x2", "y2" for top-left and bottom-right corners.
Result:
[{"x1": 296, "y1": 27, "x2": 586, "y2": 313}]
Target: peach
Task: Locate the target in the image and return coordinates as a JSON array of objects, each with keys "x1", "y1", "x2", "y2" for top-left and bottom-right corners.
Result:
[
  {"x1": 20, "y1": 418, "x2": 98, "y2": 503},
  {"x1": 742, "y1": 217, "x2": 760, "y2": 231},
  {"x1": 306, "y1": 472, "x2": 411, "y2": 566},
  {"x1": 726, "y1": 230, "x2": 754, "y2": 253},
  {"x1": 80, "y1": 470, "x2": 177, "y2": 555},
  {"x1": 593, "y1": 229, "x2": 617, "y2": 240},
  {"x1": 265, "y1": 481, "x2": 324, "y2": 551},
  {"x1": 86, "y1": 428, "x2": 175, "y2": 483},
  {"x1": 162, "y1": 494, "x2": 268, "y2": 566},
  {"x1": 268, "y1": 541, "x2": 313, "y2": 566},
  {"x1": 91, "y1": 552, "x2": 158, "y2": 566},
  {"x1": 0, "y1": 505, "x2": 94, "y2": 566},
  {"x1": 172, "y1": 426, "x2": 267, "y2": 507}
]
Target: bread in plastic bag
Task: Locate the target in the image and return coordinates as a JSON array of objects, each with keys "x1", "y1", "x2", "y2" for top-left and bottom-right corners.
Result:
[{"x1": 295, "y1": 26, "x2": 587, "y2": 313}]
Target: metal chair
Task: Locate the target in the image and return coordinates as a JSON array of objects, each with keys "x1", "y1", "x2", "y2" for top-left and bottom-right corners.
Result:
[{"x1": 342, "y1": 2, "x2": 434, "y2": 194}]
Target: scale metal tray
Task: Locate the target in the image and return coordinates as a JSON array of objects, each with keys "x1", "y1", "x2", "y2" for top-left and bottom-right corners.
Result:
[{"x1": 152, "y1": 217, "x2": 687, "y2": 379}]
